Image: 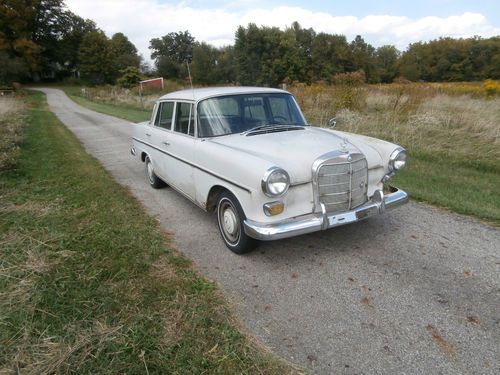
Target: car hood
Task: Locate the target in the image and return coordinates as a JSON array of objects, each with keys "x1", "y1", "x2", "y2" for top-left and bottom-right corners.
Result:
[{"x1": 208, "y1": 126, "x2": 384, "y2": 183}]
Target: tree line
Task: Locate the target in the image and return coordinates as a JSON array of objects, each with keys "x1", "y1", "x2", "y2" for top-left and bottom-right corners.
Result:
[
  {"x1": 153, "y1": 23, "x2": 500, "y2": 86},
  {"x1": 0, "y1": 0, "x2": 141, "y2": 85},
  {"x1": 1, "y1": 1, "x2": 499, "y2": 87}
]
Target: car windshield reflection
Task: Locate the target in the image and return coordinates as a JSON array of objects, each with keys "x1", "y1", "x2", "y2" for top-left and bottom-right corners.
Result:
[{"x1": 197, "y1": 93, "x2": 307, "y2": 137}]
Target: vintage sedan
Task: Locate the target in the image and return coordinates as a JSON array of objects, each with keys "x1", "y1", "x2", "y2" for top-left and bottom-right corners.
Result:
[{"x1": 130, "y1": 87, "x2": 408, "y2": 253}]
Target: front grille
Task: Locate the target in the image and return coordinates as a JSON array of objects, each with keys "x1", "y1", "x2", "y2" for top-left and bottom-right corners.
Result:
[{"x1": 316, "y1": 156, "x2": 368, "y2": 213}]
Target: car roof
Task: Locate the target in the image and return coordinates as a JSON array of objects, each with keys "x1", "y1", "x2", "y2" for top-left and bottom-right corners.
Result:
[{"x1": 158, "y1": 86, "x2": 289, "y2": 102}]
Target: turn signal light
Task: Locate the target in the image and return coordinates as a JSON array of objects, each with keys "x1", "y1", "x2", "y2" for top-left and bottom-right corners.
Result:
[{"x1": 263, "y1": 202, "x2": 284, "y2": 216}]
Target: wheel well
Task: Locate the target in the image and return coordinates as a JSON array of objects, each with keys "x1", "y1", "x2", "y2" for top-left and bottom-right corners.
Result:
[
  {"x1": 141, "y1": 152, "x2": 147, "y2": 162},
  {"x1": 206, "y1": 185, "x2": 229, "y2": 212}
]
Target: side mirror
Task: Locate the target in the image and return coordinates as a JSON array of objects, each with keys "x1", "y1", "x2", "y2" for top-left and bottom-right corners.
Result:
[{"x1": 328, "y1": 117, "x2": 337, "y2": 128}]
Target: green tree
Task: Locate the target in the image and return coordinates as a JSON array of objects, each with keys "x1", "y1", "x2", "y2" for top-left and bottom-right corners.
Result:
[
  {"x1": 78, "y1": 30, "x2": 113, "y2": 84},
  {"x1": 56, "y1": 12, "x2": 96, "y2": 73},
  {"x1": 116, "y1": 66, "x2": 143, "y2": 88},
  {"x1": 350, "y1": 35, "x2": 379, "y2": 83},
  {"x1": 311, "y1": 33, "x2": 352, "y2": 82},
  {"x1": 0, "y1": 0, "x2": 41, "y2": 82},
  {"x1": 110, "y1": 32, "x2": 140, "y2": 70},
  {"x1": 376, "y1": 45, "x2": 399, "y2": 83},
  {"x1": 149, "y1": 31, "x2": 195, "y2": 79}
]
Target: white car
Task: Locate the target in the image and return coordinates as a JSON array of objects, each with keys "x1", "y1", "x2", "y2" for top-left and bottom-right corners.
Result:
[{"x1": 131, "y1": 87, "x2": 408, "y2": 253}]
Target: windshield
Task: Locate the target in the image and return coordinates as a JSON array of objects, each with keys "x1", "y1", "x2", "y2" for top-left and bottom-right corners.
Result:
[{"x1": 197, "y1": 93, "x2": 307, "y2": 137}]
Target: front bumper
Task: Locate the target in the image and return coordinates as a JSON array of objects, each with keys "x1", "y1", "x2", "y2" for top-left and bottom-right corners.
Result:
[{"x1": 243, "y1": 186, "x2": 408, "y2": 241}]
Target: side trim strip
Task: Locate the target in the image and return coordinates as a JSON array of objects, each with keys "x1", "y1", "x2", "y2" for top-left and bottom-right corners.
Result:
[{"x1": 133, "y1": 137, "x2": 252, "y2": 193}]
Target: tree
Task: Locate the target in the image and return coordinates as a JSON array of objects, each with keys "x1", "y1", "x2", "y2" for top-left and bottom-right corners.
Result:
[
  {"x1": 0, "y1": 0, "x2": 42, "y2": 81},
  {"x1": 311, "y1": 33, "x2": 352, "y2": 82},
  {"x1": 376, "y1": 45, "x2": 399, "y2": 83},
  {"x1": 78, "y1": 31, "x2": 113, "y2": 84},
  {"x1": 116, "y1": 66, "x2": 143, "y2": 88},
  {"x1": 110, "y1": 32, "x2": 140, "y2": 71},
  {"x1": 149, "y1": 31, "x2": 195, "y2": 79},
  {"x1": 350, "y1": 35, "x2": 379, "y2": 83},
  {"x1": 56, "y1": 12, "x2": 96, "y2": 73}
]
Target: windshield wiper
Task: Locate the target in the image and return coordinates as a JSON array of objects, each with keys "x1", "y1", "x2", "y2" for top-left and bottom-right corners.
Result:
[{"x1": 241, "y1": 124, "x2": 304, "y2": 136}]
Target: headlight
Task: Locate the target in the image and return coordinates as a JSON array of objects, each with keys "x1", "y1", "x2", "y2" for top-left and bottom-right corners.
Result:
[
  {"x1": 389, "y1": 148, "x2": 407, "y2": 172},
  {"x1": 262, "y1": 167, "x2": 290, "y2": 197}
]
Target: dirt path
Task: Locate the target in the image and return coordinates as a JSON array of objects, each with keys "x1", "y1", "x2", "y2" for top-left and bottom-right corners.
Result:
[{"x1": 36, "y1": 88, "x2": 500, "y2": 374}]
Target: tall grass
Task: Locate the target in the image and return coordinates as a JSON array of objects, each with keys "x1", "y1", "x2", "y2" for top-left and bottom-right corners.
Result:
[{"x1": 290, "y1": 82, "x2": 500, "y2": 223}]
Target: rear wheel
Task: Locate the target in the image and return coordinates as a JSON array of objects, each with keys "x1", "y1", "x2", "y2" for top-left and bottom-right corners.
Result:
[
  {"x1": 216, "y1": 191, "x2": 258, "y2": 254},
  {"x1": 145, "y1": 155, "x2": 165, "y2": 189}
]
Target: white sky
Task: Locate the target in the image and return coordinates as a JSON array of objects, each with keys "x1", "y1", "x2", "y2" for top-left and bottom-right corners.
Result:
[{"x1": 65, "y1": 0, "x2": 500, "y2": 64}]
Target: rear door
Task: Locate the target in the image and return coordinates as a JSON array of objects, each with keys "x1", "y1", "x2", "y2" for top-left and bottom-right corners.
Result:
[{"x1": 166, "y1": 101, "x2": 196, "y2": 199}]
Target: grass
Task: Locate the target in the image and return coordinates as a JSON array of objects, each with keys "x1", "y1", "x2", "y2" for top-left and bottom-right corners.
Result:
[
  {"x1": 62, "y1": 86, "x2": 151, "y2": 122},
  {"x1": 0, "y1": 95, "x2": 26, "y2": 170},
  {"x1": 0, "y1": 91, "x2": 299, "y2": 374}
]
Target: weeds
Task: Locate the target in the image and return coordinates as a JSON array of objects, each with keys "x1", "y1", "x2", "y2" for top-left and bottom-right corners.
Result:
[{"x1": 0, "y1": 96, "x2": 25, "y2": 170}]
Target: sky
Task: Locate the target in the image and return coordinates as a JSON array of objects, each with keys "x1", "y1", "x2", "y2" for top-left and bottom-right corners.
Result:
[{"x1": 65, "y1": 0, "x2": 500, "y2": 64}]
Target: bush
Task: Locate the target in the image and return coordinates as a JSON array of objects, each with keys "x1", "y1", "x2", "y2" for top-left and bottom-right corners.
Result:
[
  {"x1": 484, "y1": 80, "x2": 500, "y2": 97},
  {"x1": 116, "y1": 66, "x2": 144, "y2": 88}
]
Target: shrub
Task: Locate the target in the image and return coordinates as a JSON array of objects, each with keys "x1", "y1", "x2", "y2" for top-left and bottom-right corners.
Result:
[
  {"x1": 484, "y1": 80, "x2": 500, "y2": 97},
  {"x1": 117, "y1": 66, "x2": 144, "y2": 88}
]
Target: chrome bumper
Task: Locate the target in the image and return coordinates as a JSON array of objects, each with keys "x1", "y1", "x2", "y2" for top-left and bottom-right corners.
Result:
[{"x1": 243, "y1": 187, "x2": 408, "y2": 241}]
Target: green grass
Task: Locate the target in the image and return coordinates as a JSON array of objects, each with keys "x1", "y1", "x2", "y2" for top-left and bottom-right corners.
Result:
[
  {"x1": 0, "y1": 92, "x2": 298, "y2": 374},
  {"x1": 392, "y1": 151, "x2": 500, "y2": 223},
  {"x1": 62, "y1": 86, "x2": 150, "y2": 123}
]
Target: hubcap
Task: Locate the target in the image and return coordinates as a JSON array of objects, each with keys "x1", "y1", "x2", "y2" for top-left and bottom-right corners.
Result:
[
  {"x1": 223, "y1": 209, "x2": 237, "y2": 235},
  {"x1": 219, "y1": 200, "x2": 240, "y2": 244},
  {"x1": 146, "y1": 160, "x2": 154, "y2": 183}
]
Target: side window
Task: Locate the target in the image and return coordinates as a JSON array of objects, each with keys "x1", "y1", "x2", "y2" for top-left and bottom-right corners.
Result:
[
  {"x1": 154, "y1": 102, "x2": 174, "y2": 130},
  {"x1": 174, "y1": 102, "x2": 194, "y2": 136}
]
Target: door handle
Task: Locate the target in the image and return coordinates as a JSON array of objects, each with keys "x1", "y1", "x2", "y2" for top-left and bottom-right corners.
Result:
[
  {"x1": 162, "y1": 141, "x2": 170, "y2": 146},
  {"x1": 145, "y1": 133, "x2": 151, "y2": 136}
]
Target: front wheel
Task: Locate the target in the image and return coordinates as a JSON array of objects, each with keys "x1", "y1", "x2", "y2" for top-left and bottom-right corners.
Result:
[
  {"x1": 145, "y1": 155, "x2": 166, "y2": 189},
  {"x1": 216, "y1": 191, "x2": 258, "y2": 254}
]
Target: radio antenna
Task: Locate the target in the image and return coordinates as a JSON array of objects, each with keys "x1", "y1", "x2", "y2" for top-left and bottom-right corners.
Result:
[{"x1": 186, "y1": 60, "x2": 195, "y2": 99}]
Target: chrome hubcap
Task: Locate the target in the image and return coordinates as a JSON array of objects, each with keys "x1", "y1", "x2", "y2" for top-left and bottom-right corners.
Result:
[
  {"x1": 219, "y1": 200, "x2": 240, "y2": 244},
  {"x1": 146, "y1": 160, "x2": 154, "y2": 182},
  {"x1": 223, "y1": 209, "x2": 237, "y2": 235}
]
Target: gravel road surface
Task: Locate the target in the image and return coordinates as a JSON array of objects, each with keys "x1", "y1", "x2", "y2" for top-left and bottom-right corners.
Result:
[{"x1": 35, "y1": 88, "x2": 499, "y2": 375}]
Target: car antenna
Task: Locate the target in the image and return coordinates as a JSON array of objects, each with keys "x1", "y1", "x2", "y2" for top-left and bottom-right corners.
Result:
[{"x1": 186, "y1": 60, "x2": 195, "y2": 100}]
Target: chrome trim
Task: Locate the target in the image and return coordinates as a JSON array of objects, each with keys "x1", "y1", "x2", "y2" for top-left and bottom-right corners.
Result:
[
  {"x1": 384, "y1": 147, "x2": 407, "y2": 182},
  {"x1": 243, "y1": 187, "x2": 409, "y2": 241},
  {"x1": 130, "y1": 146, "x2": 136, "y2": 156},
  {"x1": 312, "y1": 151, "x2": 367, "y2": 213},
  {"x1": 263, "y1": 201, "x2": 284, "y2": 216},
  {"x1": 388, "y1": 147, "x2": 406, "y2": 173},
  {"x1": 132, "y1": 137, "x2": 252, "y2": 193},
  {"x1": 261, "y1": 166, "x2": 290, "y2": 198}
]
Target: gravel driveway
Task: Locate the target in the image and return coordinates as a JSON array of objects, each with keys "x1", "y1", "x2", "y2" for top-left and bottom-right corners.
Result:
[{"x1": 35, "y1": 88, "x2": 499, "y2": 375}]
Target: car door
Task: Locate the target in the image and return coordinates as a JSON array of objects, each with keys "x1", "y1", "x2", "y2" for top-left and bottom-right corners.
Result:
[
  {"x1": 150, "y1": 100, "x2": 175, "y2": 182},
  {"x1": 166, "y1": 101, "x2": 196, "y2": 200}
]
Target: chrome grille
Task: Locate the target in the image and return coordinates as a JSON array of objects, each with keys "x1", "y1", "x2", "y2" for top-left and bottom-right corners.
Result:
[{"x1": 316, "y1": 156, "x2": 368, "y2": 213}]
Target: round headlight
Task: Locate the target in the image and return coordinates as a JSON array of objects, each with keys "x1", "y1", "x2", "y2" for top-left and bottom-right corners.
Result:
[
  {"x1": 262, "y1": 167, "x2": 290, "y2": 197},
  {"x1": 389, "y1": 148, "x2": 407, "y2": 172}
]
